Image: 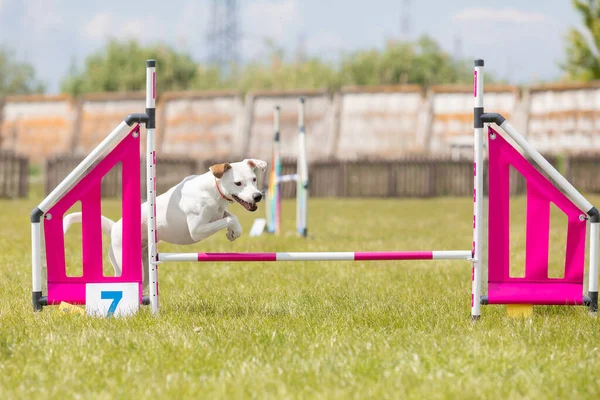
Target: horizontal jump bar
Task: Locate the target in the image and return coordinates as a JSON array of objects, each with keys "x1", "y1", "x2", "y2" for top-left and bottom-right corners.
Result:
[{"x1": 157, "y1": 250, "x2": 472, "y2": 262}]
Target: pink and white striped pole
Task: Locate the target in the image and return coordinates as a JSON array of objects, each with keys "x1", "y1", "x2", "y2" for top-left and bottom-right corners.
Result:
[
  {"x1": 472, "y1": 59, "x2": 485, "y2": 320},
  {"x1": 146, "y1": 59, "x2": 159, "y2": 314},
  {"x1": 158, "y1": 250, "x2": 472, "y2": 263}
]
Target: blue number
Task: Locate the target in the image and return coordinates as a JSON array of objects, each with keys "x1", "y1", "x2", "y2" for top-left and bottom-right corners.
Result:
[{"x1": 101, "y1": 291, "x2": 123, "y2": 317}]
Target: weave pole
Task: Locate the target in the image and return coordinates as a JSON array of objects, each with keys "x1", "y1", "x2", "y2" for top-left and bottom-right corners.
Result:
[{"x1": 297, "y1": 98, "x2": 309, "y2": 237}]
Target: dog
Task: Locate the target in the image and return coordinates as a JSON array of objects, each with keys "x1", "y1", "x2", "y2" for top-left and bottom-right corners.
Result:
[{"x1": 63, "y1": 158, "x2": 267, "y2": 285}]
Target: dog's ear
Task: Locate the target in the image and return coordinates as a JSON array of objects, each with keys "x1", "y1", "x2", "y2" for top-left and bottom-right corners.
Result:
[
  {"x1": 210, "y1": 163, "x2": 232, "y2": 179},
  {"x1": 244, "y1": 159, "x2": 267, "y2": 171}
]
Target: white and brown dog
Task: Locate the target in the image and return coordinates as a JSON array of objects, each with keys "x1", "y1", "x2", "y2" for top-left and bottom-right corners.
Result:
[{"x1": 63, "y1": 159, "x2": 267, "y2": 285}]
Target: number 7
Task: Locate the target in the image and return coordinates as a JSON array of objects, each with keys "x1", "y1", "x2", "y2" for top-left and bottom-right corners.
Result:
[{"x1": 101, "y1": 291, "x2": 123, "y2": 317}]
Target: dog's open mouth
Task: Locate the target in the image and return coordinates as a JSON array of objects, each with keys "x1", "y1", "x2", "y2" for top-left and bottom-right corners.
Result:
[{"x1": 232, "y1": 195, "x2": 258, "y2": 212}]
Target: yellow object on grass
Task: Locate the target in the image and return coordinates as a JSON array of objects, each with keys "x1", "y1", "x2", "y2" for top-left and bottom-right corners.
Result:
[
  {"x1": 506, "y1": 304, "x2": 533, "y2": 318},
  {"x1": 58, "y1": 302, "x2": 85, "y2": 316}
]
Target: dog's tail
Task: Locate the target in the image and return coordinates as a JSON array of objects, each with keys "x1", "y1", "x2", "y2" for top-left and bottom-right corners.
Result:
[{"x1": 63, "y1": 212, "x2": 115, "y2": 236}]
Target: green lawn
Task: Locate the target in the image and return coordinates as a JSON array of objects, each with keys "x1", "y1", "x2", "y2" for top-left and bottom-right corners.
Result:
[{"x1": 1, "y1": 195, "x2": 600, "y2": 399}]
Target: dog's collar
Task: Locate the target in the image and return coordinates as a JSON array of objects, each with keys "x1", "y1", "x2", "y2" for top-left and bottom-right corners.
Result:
[{"x1": 215, "y1": 178, "x2": 234, "y2": 202}]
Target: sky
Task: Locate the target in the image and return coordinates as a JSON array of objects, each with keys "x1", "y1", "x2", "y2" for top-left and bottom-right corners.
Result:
[{"x1": 0, "y1": 0, "x2": 583, "y2": 93}]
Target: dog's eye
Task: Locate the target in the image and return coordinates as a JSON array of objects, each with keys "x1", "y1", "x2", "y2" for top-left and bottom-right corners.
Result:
[
  {"x1": 234, "y1": 181, "x2": 242, "y2": 186},
  {"x1": 253, "y1": 177, "x2": 257, "y2": 182}
]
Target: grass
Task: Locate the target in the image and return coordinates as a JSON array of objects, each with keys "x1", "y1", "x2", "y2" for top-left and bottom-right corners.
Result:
[{"x1": 1, "y1": 195, "x2": 600, "y2": 399}]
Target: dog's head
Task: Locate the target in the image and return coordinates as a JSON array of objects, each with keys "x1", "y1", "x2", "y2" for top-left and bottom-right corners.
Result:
[{"x1": 210, "y1": 159, "x2": 267, "y2": 212}]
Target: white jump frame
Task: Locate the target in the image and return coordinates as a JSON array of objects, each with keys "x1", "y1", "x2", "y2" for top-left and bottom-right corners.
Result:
[{"x1": 144, "y1": 62, "x2": 474, "y2": 315}]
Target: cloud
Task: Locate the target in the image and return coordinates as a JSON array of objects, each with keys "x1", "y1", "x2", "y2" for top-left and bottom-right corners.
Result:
[
  {"x1": 84, "y1": 12, "x2": 113, "y2": 40},
  {"x1": 452, "y1": 7, "x2": 548, "y2": 24},
  {"x1": 243, "y1": 0, "x2": 301, "y2": 40},
  {"x1": 312, "y1": 32, "x2": 345, "y2": 49},
  {"x1": 83, "y1": 12, "x2": 162, "y2": 42},
  {"x1": 120, "y1": 20, "x2": 145, "y2": 40},
  {"x1": 307, "y1": 31, "x2": 346, "y2": 54},
  {"x1": 241, "y1": 0, "x2": 302, "y2": 60},
  {"x1": 175, "y1": 0, "x2": 209, "y2": 47},
  {"x1": 21, "y1": 0, "x2": 65, "y2": 33}
]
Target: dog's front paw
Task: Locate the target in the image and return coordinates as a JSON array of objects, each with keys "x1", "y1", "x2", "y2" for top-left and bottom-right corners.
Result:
[
  {"x1": 226, "y1": 226, "x2": 242, "y2": 241},
  {"x1": 225, "y1": 216, "x2": 242, "y2": 240}
]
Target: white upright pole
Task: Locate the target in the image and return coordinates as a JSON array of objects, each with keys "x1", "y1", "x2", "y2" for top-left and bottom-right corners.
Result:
[
  {"x1": 472, "y1": 59, "x2": 484, "y2": 320},
  {"x1": 274, "y1": 106, "x2": 281, "y2": 234},
  {"x1": 31, "y1": 221, "x2": 43, "y2": 310},
  {"x1": 589, "y1": 222, "x2": 599, "y2": 312},
  {"x1": 145, "y1": 59, "x2": 159, "y2": 314},
  {"x1": 297, "y1": 98, "x2": 308, "y2": 238}
]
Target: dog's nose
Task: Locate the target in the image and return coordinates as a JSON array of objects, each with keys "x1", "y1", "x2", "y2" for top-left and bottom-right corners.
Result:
[{"x1": 253, "y1": 192, "x2": 263, "y2": 202}]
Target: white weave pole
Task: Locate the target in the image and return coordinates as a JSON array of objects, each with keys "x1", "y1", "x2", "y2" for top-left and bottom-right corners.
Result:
[{"x1": 297, "y1": 98, "x2": 309, "y2": 237}]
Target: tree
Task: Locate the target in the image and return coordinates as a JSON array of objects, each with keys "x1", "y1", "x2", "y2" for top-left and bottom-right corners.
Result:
[
  {"x1": 61, "y1": 40, "x2": 203, "y2": 95},
  {"x1": 408, "y1": 36, "x2": 473, "y2": 86},
  {"x1": 60, "y1": 36, "x2": 485, "y2": 95},
  {"x1": 340, "y1": 35, "x2": 473, "y2": 88},
  {"x1": 0, "y1": 48, "x2": 45, "y2": 97},
  {"x1": 237, "y1": 57, "x2": 340, "y2": 92},
  {"x1": 562, "y1": 0, "x2": 600, "y2": 81},
  {"x1": 233, "y1": 39, "x2": 340, "y2": 92}
]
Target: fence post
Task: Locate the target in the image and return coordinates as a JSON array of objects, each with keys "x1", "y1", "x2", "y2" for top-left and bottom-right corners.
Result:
[
  {"x1": 6, "y1": 150, "x2": 14, "y2": 197},
  {"x1": 44, "y1": 158, "x2": 50, "y2": 196},
  {"x1": 0, "y1": 151, "x2": 3, "y2": 196},
  {"x1": 0, "y1": 151, "x2": 4, "y2": 197},
  {"x1": 340, "y1": 161, "x2": 348, "y2": 197},
  {"x1": 0, "y1": 98, "x2": 5, "y2": 149},
  {"x1": 427, "y1": 161, "x2": 437, "y2": 197},
  {"x1": 563, "y1": 153, "x2": 571, "y2": 183},
  {"x1": 19, "y1": 156, "x2": 29, "y2": 198},
  {"x1": 388, "y1": 162, "x2": 396, "y2": 197}
]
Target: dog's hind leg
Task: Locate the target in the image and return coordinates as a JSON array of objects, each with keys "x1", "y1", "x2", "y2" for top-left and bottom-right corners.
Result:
[
  {"x1": 63, "y1": 212, "x2": 82, "y2": 233},
  {"x1": 63, "y1": 213, "x2": 115, "y2": 234},
  {"x1": 109, "y1": 220, "x2": 124, "y2": 277},
  {"x1": 108, "y1": 245, "x2": 122, "y2": 277}
]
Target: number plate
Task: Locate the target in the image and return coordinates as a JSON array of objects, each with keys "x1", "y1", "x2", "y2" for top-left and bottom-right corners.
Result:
[{"x1": 85, "y1": 282, "x2": 140, "y2": 317}]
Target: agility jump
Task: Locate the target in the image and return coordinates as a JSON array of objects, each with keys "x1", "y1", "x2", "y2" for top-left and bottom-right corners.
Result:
[
  {"x1": 30, "y1": 59, "x2": 599, "y2": 319},
  {"x1": 262, "y1": 102, "x2": 309, "y2": 238}
]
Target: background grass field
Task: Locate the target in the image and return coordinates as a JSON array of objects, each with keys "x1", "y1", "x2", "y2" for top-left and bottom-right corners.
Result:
[{"x1": 2, "y1": 194, "x2": 600, "y2": 399}]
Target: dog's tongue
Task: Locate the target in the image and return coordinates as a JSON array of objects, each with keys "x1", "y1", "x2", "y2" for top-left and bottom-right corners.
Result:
[{"x1": 234, "y1": 195, "x2": 258, "y2": 212}]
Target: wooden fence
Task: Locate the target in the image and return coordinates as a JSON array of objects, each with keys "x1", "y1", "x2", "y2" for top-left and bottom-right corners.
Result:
[
  {"x1": 43, "y1": 153, "x2": 585, "y2": 199},
  {"x1": 277, "y1": 156, "x2": 558, "y2": 198},
  {"x1": 565, "y1": 155, "x2": 600, "y2": 194},
  {"x1": 0, "y1": 150, "x2": 29, "y2": 198}
]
